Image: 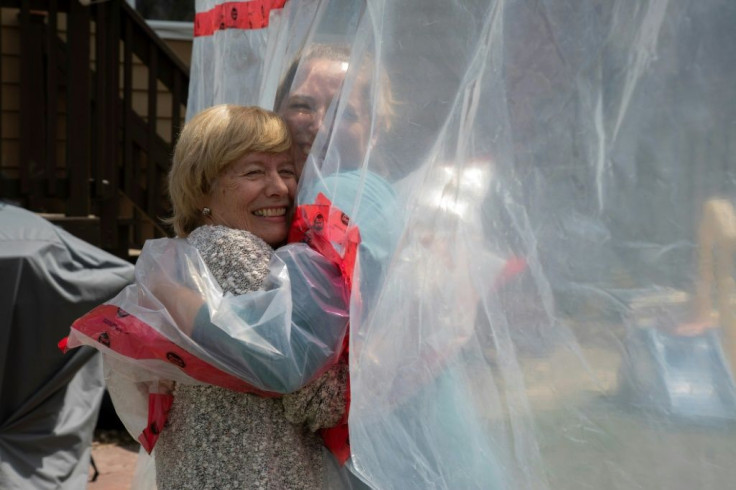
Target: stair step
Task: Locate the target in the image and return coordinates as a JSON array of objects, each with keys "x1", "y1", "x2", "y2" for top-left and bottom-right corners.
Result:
[
  {"x1": 40, "y1": 213, "x2": 101, "y2": 246},
  {"x1": 39, "y1": 213, "x2": 99, "y2": 223},
  {"x1": 39, "y1": 213, "x2": 142, "y2": 261}
]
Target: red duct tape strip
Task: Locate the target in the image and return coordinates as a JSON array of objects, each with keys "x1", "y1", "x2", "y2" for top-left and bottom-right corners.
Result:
[
  {"x1": 70, "y1": 304, "x2": 279, "y2": 397},
  {"x1": 194, "y1": 0, "x2": 287, "y2": 37},
  {"x1": 139, "y1": 393, "x2": 175, "y2": 453},
  {"x1": 289, "y1": 194, "x2": 361, "y2": 464}
]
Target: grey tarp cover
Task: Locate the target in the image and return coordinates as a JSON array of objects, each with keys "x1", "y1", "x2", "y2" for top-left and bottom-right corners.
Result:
[{"x1": 0, "y1": 204, "x2": 134, "y2": 489}]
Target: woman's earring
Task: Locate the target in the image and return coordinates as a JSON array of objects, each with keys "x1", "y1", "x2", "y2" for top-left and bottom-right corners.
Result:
[{"x1": 202, "y1": 207, "x2": 212, "y2": 217}]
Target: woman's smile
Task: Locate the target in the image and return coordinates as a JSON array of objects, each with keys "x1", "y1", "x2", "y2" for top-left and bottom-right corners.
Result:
[{"x1": 253, "y1": 207, "x2": 288, "y2": 218}]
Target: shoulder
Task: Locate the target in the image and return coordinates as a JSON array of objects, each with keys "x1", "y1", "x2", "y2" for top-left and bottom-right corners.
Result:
[
  {"x1": 187, "y1": 225, "x2": 274, "y2": 294},
  {"x1": 189, "y1": 225, "x2": 272, "y2": 259},
  {"x1": 189, "y1": 225, "x2": 270, "y2": 249}
]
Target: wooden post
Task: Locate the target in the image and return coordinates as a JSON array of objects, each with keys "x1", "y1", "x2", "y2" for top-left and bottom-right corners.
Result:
[
  {"x1": 67, "y1": 0, "x2": 92, "y2": 217},
  {"x1": 95, "y1": 0, "x2": 122, "y2": 255},
  {"x1": 18, "y1": 4, "x2": 47, "y2": 206},
  {"x1": 45, "y1": 0, "x2": 58, "y2": 197}
]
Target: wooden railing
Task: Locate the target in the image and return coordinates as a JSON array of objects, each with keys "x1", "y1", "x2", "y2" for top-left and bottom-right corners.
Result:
[{"x1": 0, "y1": 0, "x2": 188, "y2": 260}]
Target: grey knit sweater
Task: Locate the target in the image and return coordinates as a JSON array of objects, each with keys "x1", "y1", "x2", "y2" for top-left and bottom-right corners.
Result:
[{"x1": 155, "y1": 225, "x2": 347, "y2": 490}]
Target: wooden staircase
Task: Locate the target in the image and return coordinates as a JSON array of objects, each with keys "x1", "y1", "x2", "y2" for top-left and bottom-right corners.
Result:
[{"x1": 0, "y1": 0, "x2": 189, "y2": 261}]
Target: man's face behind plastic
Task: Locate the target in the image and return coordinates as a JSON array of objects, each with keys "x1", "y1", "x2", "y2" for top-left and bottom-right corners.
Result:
[{"x1": 279, "y1": 58, "x2": 371, "y2": 175}]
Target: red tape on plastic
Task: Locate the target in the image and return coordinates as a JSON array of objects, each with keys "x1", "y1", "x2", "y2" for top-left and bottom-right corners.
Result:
[
  {"x1": 289, "y1": 193, "x2": 361, "y2": 291},
  {"x1": 139, "y1": 393, "x2": 174, "y2": 453},
  {"x1": 194, "y1": 0, "x2": 287, "y2": 37},
  {"x1": 70, "y1": 304, "x2": 279, "y2": 397},
  {"x1": 289, "y1": 193, "x2": 360, "y2": 465}
]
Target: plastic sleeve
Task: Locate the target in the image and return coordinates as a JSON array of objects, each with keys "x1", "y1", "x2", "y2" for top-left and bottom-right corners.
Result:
[{"x1": 191, "y1": 243, "x2": 349, "y2": 393}]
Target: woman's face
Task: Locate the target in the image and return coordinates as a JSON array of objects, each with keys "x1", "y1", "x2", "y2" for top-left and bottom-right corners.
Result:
[
  {"x1": 278, "y1": 58, "x2": 371, "y2": 173},
  {"x1": 202, "y1": 151, "x2": 297, "y2": 246}
]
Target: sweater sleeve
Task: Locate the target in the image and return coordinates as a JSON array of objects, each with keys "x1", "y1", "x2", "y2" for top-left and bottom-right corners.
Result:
[{"x1": 190, "y1": 243, "x2": 349, "y2": 394}]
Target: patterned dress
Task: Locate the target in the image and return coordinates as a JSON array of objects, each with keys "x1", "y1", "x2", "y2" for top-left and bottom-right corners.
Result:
[{"x1": 155, "y1": 225, "x2": 347, "y2": 490}]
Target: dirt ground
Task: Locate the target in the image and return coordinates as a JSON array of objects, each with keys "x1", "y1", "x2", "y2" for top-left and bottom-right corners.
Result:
[{"x1": 88, "y1": 431, "x2": 139, "y2": 490}]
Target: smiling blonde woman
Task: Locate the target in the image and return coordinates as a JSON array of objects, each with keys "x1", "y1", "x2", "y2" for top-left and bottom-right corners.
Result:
[{"x1": 153, "y1": 105, "x2": 350, "y2": 489}]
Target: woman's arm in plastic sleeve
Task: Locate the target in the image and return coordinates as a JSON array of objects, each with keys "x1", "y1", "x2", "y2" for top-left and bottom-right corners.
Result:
[{"x1": 189, "y1": 243, "x2": 350, "y2": 394}]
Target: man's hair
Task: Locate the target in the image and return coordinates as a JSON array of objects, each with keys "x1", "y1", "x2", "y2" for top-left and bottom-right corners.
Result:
[{"x1": 167, "y1": 105, "x2": 291, "y2": 237}]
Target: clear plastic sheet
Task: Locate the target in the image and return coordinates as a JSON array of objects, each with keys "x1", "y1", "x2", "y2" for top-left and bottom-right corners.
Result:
[
  {"x1": 192, "y1": 0, "x2": 736, "y2": 488},
  {"x1": 187, "y1": 0, "x2": 277, "y2": 115}
]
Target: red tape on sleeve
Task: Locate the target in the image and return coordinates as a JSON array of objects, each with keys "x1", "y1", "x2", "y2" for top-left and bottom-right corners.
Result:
[
  {"x1": 139, "y1": 393, "x2": 174, "y2": 454},
  {"x1": 70, "y1": 304, "x2": 279, "y2": 397},
  {"x1": 288, "y1": 193, "x2": 361, "y2": 291},
  {"x1": 288, "y1": 194, "x2": 360, "y2": 465}
]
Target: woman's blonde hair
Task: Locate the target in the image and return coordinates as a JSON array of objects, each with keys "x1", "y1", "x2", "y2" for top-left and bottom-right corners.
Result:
[{"x1": 167, "y1": 105, "x2": 291, "y2": 237}]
